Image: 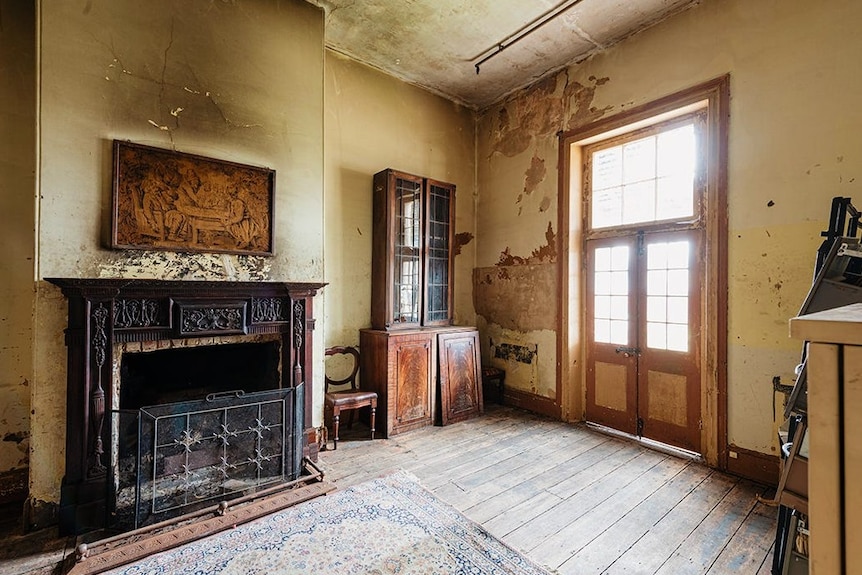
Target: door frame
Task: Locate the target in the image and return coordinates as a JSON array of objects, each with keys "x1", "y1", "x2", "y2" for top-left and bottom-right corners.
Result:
[{"x1": 556, "y1": 75, "x2": 729, "y2": 469}]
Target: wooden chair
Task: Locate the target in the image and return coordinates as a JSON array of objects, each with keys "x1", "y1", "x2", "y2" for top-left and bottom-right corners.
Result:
[{"x1": 324, "y1": 346, "x2": 377, "y2": 449}]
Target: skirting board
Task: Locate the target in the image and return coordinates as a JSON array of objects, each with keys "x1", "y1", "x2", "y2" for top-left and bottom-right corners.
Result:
[
  {"x1": 503, "y1": 388, "x2": 560, "y2": 420},
  {"x1": 725, "y1": 444, "x2": 779, "y2": 486}
]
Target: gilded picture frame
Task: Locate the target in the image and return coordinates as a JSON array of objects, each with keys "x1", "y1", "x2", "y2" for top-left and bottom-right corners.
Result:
[{"x1": 111, "y1": 140, "x2": 275, "y2": 255}]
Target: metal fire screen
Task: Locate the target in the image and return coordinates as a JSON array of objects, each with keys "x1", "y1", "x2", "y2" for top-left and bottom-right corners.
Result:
[{"x1": 113, "y1": 386, "x2": 303, "y2": 530}]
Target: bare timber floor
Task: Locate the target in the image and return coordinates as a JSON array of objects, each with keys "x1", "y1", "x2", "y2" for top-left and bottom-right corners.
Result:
[{"x1": 318, "y1": 405, "x2": 778, "y2": 575}]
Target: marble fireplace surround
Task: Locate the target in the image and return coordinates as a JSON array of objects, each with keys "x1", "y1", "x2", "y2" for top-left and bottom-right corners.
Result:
[{"x1": 46, "y1": 278, "x2": 325, "y2": 535}]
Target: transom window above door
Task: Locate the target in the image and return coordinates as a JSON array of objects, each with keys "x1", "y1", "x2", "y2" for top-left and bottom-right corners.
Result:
[{"x1": 586, "y1": 114, "x2": 704, "y2": 231}]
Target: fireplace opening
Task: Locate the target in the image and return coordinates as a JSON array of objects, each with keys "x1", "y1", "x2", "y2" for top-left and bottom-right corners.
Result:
[
  {"x1": 119, "y1": 341, "x2": 282, "y2": 410},
  {"x1": 111, "y1": 339, "x2": 302, "y2": 531}
]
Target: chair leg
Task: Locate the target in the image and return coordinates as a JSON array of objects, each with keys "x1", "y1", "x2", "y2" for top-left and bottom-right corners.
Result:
[
  {"x1": 370, "y1": 404, "x2": 376, "y2": 441},
  {"x1": 332, "y1": 410, "x2": 340, "y2": 450}
]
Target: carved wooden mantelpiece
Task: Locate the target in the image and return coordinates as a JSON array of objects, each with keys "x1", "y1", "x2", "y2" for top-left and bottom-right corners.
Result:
[{"x1": 46, "y1": 278, "x2": 325, "y2": 535}]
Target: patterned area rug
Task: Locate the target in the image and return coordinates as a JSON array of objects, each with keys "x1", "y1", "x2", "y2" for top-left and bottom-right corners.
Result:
[{"x1": 102, "y1": 470, "x2": 552, "y2": 575}]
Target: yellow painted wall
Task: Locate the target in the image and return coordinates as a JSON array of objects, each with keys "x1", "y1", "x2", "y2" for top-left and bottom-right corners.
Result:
[
  {"x1": 323, "y1": 51, "x2": 477, "y2": 349},
  {"x1": 476, "y1": 0, "x2": 862, "y2": 456},
  {"x1": 27, "y1": 0, "x2": 325, "y2": 522},
  {"x1": 0, "y1": 0, "x2": 36, "y2": 478}
]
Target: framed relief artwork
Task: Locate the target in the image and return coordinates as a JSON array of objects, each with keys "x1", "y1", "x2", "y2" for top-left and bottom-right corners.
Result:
[{"x1": 111, "y1": 140, "x2": 275, "y2": 255}]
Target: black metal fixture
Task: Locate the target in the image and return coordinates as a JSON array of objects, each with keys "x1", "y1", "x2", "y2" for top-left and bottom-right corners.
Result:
[{"x1": 473, "y1": 0, "x2": 588, "y2": 74}]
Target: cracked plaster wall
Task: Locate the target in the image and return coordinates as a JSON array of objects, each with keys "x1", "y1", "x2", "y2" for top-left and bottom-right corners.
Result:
[
  {"x1": 0, "y1": 0, "x2": 36, "y2": 481},
  {"x1": 323, "y1": 52, "x2": 476, "y2": 349},
  {"x1": 28, "y1": 0, "x2": 325, "y2": 514},
  {"x1": 475, "y1": 0, "x2": 862, "y2": 457}
]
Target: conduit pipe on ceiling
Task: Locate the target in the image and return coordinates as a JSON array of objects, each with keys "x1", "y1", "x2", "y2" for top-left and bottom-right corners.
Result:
[{"x1": 473, "y1": 0, "x2": 588, "y2": 74}]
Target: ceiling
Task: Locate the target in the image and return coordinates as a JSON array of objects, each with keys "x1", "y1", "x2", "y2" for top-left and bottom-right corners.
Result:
[{"x1": 309, "y1": 0, "x2": 700, "y2": 109}]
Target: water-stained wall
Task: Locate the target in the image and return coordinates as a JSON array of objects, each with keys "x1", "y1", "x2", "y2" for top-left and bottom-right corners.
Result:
[
  {"x1": 476, "y1": 0, "x2": 862, "y2": 460},
  {"x1": 27, "y1": 0, "x2": 325, "y2": 526},
  {"x1": 0, "y1": 0, "x2": 36, "y2": 491},
  {"x1": 323, "y1": 52, "x2": 477, "y2": 347}
]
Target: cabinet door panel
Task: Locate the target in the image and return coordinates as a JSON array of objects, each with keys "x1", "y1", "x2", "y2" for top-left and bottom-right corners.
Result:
[
  {"x1": 438, "y1": 331, "x2": 483, "y2": 425},
  {"x1": 391, "y1": 336, "x2": 433, "y2": 433}
]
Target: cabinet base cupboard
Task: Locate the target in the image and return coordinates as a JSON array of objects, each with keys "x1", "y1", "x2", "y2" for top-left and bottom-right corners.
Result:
[{"x1": 360, "y1": 327, "x2": 483, "y2": 437}]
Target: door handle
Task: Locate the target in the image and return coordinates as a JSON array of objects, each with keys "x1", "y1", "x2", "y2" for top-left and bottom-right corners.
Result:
[{"x1": 614, "y1": 346, "x2": 641, "y2": 357}]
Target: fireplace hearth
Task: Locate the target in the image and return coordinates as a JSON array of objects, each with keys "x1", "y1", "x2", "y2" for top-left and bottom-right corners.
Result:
[{"x1": 47, "y1": 278, "x2": 325, "y2": 535}]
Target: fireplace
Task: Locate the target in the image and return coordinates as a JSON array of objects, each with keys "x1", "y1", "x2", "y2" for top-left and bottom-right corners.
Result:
[{"x1": 48, "y1": 278, "x2": 325, "y2": 535}]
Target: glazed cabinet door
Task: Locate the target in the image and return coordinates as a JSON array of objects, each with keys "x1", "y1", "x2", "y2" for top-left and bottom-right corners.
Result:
[
  {"x1": 438, "y1": 330, "x2": 483, "y2": 425},
  {"x1": 371, "y1": 169, "x2": 455, "y2": 330}
]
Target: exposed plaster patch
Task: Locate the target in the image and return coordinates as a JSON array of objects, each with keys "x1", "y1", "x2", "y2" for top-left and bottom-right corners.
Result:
[
  {"x1": 453, "y1": 232, "x2": 474, "y2": 256},
  {"x1": 473, "y1": 265, "x2": 557, "y2": 332},
  {"x1": 148, "y1": 120, "x2": 171, "y2": 131},
  {"x1": 539, "y1": 196, "x2": 551, "y2": 212},
  {"x1": 497, "y1": 222, "x2": 557, "y2": 266}
]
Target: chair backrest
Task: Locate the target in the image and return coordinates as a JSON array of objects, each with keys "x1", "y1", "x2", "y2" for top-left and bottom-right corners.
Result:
[{"x1": 324, "y1": 346, "x2": 360, "y2": 393}]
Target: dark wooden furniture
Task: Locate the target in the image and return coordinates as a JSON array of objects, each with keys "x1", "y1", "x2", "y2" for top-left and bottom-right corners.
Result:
[
  {"x1": 46, "y1": 278, "x2": 325, "y2": 535},
  {"x1": 360, "y1": 326, "x2": 482, "y2": 437},
  {"x1": 481, "y1": 366, "x2": 506, "y2": 405},
  {"x1": 438, "y1": 330, "x2": 483, "y2": 425},
  {"x1": 371, "y1": 168, "x2": 455, "y2": 330},
  {"x1": 365, "y1": 169, "x2": 482, "y2": 435},
  {"x1": 323, "y1": 346, "x2": 377, "y2": 449}
]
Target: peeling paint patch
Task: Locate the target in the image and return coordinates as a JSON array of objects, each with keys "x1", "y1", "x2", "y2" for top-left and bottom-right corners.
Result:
[
  {"x1": 522, "y1": 155, "x2": 546, "y2": 198},
  {"x1": 497, "y1": 222, "x2": 557, "y2": 265},
  {"x1": 99, "y1": 251, "x2": 271, "y2": 281},
  {"x1": 539, "y1": 196, "x2": 551, "y2": 212},
  {"x1": 453, "y1": 232, "x2": 474, "y2": 256},
  {"x1": 3, "y1": 431, "x2": 29, "y2": 443},
  {"x1": 489, "y1": 75, "x2": 565, "y2": 158},
  {"x1": 492, "y1": 341, "x2": 537, "y2": 364},
  {"x1": 564, "y1": 75, "x2": 613, "y2": 131}
]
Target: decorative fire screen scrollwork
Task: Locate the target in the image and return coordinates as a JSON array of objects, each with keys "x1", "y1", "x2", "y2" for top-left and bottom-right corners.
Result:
[{"x1": 113, "y1": 386, "x2": 304, "y2": 530}]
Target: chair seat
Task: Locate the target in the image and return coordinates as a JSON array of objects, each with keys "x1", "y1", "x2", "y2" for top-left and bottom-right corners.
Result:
[{"x1": 325, "y1": 390, "x2": 378, "y2": 408}]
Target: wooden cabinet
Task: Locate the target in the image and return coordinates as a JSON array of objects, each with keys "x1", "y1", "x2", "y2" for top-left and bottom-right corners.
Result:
[
  {"x1": 364, "y1": 169, "x2": 480, "y2": 437},
  {"x1": 790, "y1": 303, "x2": 862, "y2": 575},
  {"x1": 371, "y1": 169, "x2": 455, "y2": 330},
  {"x1": 360, "y1": 327, "x2": 482, "y2": 437}
]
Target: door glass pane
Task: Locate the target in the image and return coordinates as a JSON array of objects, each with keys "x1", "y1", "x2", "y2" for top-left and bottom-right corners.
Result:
[
  {"x1": 645, "y1": 239, "x2": 690, "y2": 352},
  {"x1": 593, "y1": 245, "x2": 629, "y2": 345}
]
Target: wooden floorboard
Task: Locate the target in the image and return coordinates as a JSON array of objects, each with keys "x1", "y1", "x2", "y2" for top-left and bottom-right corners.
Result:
[{"x1": 319, "y1": 405, "x2": 777, "y2": 575}]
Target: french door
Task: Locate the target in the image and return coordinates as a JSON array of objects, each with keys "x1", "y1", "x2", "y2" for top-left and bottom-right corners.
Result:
[{"x1": 585, "y1": 228, "x2": 702, "y2": 453}]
